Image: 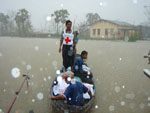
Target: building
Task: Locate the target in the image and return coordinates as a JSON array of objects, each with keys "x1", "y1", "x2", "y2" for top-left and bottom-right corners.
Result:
[{"x1": 90, "y1": 19, "x2": 138, "y2": 39}]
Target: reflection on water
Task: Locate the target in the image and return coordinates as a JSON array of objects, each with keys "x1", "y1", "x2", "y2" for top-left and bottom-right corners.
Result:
[{"x1": 0, "y1": 37, "x2": 150, "y2": 113}]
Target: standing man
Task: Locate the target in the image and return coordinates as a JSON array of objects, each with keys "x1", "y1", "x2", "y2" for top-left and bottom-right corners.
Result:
[{"x1": 59, "y1": 20, "x2": 76, "y2": 72}]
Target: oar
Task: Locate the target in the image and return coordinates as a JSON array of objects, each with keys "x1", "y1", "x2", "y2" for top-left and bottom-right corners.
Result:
[{"x1": 7, "y1": 73, "x2": 30, "y2": 113}]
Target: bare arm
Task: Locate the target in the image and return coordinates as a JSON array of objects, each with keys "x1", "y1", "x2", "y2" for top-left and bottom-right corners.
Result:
[
  {"x1": 51, "y1": 94, "x2": 65, "y2": 100},
  {"x1": 88, "y1": 89, "x2": 92, "y2": 99},
  {"x1": 59, "y1": 40, "x2": 63, "y2": 53}
]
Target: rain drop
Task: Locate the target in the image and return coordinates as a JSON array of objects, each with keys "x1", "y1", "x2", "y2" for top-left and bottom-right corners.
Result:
[
  {"x1": 48, "y1": 76, "x2": 51, "y2": 80},
  {"x1": 25, "y1": 90, "x2": 28, "y2": 94},
  {"x1": 95, "y1": 105, "x2": 99, "y2": 109},
  {"x1": 44, "y1": 77, "x2": 47, "y2": 82},
  {"x1": 57, "y1": 76, "x2": 62, "y2": 82},
  {"x1": 34, "y1": 46, "x2": 39, "y2": 51},
  {"x1": 120, "y1": 101, "x2": 125, "y2": 106},
  {"x1": 109, "y1": 105, "x2": 115, "y2": 111},
  {"x1": 32, "y1": 99, "x2": 35, "y2": 103},
  {"x1": 26, "y1": 65, "x2": 31, "y2": 70},
  {"x1": 37, "y1": 92, "x2": 44, "y2": 100},
  {"x1": 11, "y1": 67, "x2": 20, "y2": 78}
]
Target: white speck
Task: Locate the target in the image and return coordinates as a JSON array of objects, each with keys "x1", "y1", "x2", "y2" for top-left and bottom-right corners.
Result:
[
  {"x1": 147, "y1": 96, "x2": 150, "y2": 101},
  {"x1": 54, "y1": 81, "x2": 57, "y2": 84},
  {"x1": 37, "y1": 92, "x2": 44, "y2": 100},
  {"x1": 122, "y1": 85, "x2": 125, "y2": 88},
  {"x1": 87, "y1": 75, "x2": 90, "y2": 79},
  {"x1": 46, "y1": 16, "x2": 51, "y2": 22},
  {"x1": 48, "y1": 52, "x2": 51, "y2": 56},
  {"x1": 34, "y1": 46, "x2": 39, "y2": 51},
  {"x1": 69, "y1": 98, "x2": 71, "y2": 100},
  {"x1": 75, "y1": 65, "x2": 78, "y2": 70},
  {"x1": 126, "y1": 93, "x2": 135, "y2": 100},
  {"x1": 43, "y1": 77, "x2": 47, "y2": 82},
  {"x1": 60, "y1": 3, "x2": 64, "y2": 7},
  {"x1": 139, "y1": 103, "x2": 145, "y2": 109},
  {"x1": 11, "y1": 67, "x2": 20, "y2": 78},
  {"x1": 31, "y1": 74, "x2": 34, "y2": 78},
  {"x1": 67, "y1": 77, "x2": 71, "y2": 82},
  {"x1": 120, "y1": 101, "x2": 125, "y2": 106},
  {"x1": 114, "y1": 86, "x2": 120, "y2": 93},
  {"x1": 0, "y1": 52, "x2": 3, "y2": 57},
  {"x1": 109, "y1": 105, "x2": 115, "y2": 111},
  {"x1": 148, "y1": 103, "x2": 150, "y2": 107},
  {"x1": 133, "y1": 0, "x2": 138, "y2": 4},
  {"x1": 26, "y1": 65, "x2": 31, "y2": 70},
  {"x1": 48, "y1": 76, "x2": 51, "y2": 80},
  {"x1": 99, "y1": 2, "x2": 103, "y2": 6},
  {"x1": 56, "y1": 70, "x2": 60, "y2": 75},
  {"x1": 57, "y1": 76, "x2": 62, "y2": 82},
  {"x1": 119, "y1": 58, "x2": 122, "y2": 61},
  {"x1": 95, "y1": 105, "x2": 99, "y2": 109},
  {"x1": 32, "y1": 99, "x2": 35, "y2": 103},
  {"x1": 25, "y1": 90, "x2": 28, "y2": 94},
  {"x1": 3, "y1": 89, "x2": 6, "y2": 92},
  {"x1": 0, "y1": 109, "x2": 2, "y2": 112},
  {"x1": 40, "y1": 67, "x2": 43, "y2": 71}
]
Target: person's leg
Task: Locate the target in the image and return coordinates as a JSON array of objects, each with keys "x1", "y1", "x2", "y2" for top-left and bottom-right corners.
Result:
[{"x1": 62, "y1": 45, "x2": 68, "y2": 71}]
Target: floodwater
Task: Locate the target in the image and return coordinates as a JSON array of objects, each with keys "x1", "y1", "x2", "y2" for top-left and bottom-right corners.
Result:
[{"x1": 0, "y1": 37, "x2": 150, "y2": 113}]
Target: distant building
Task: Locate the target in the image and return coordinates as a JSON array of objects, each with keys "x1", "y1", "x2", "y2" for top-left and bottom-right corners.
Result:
[{"x1": 90, "y1": 19, "x2": 138, "y2": 39}]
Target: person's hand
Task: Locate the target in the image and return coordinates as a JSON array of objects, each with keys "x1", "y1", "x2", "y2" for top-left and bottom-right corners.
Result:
[
  {"x1": 51, "y1": 96, "x2": 55, "y2": 100},
  {"x1": 59, "y1": 47, "x2": 61, "y2": 53}
]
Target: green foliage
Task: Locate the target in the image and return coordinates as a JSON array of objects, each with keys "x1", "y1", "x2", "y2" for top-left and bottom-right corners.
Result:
[
  {"x1": 51, "y1": 9, "x2": 69, "y2": 34},
  {"x1": 15, "y1": 8, "x2": 32, "y2": 36},
  {"x1": 86, "y1": 13, "x2": 101, "y2": 25},
  {"x1": 0, "y1": 13, "x2": 9, "y2": 35},
  {"x1": 129, "y1": 33, "x2": 139, "y2": 42}
]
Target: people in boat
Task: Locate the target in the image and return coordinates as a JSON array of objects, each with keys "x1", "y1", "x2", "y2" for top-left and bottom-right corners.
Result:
[
  {"x1": 51, "y1": 71, "x2": 93, "y2": 106},
  {"x1": 59, "y1": 20, "x2": 77, "y2": 72},
  {"x1": 74, "y1": 50, "x2": 93, "y2": 83}
]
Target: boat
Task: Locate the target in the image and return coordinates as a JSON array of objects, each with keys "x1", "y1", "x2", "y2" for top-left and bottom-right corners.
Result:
[{"x1": 50, "y1": 55, "x2": 95, "y2": 113}]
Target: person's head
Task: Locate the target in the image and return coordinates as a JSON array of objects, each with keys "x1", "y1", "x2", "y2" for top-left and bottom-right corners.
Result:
[
  {"x1": 66, "y1": 20, "x2": 72, "y2": 30},
  {"x1": 81, "y1": 50, "x2": 88, "y2": 59},
  {"x1": 63, "y1": 71, "x2": 74, "y2": 84}
]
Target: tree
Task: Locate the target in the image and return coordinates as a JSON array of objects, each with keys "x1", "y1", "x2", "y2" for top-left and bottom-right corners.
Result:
[
  {"x1": 51, "y1": 9, "x2": 69, "y2": 34},
  {"x1": 0, "y1": 13, "x2": 9, "y2": 35},
  {"x1": 15, "y1": 8, "x2": 32, "y2": 36},
  {"x1": 144, "y1": 6, "x2": 150, "y2": 26},
  {"x1": 86, "y1": 13, "x2": 101, "y2": 25}
]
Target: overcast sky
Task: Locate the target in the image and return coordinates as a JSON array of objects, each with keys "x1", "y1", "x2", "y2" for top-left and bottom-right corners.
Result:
[{"x1": 0, "y1": 0, "x2": 150, "y2": 31}]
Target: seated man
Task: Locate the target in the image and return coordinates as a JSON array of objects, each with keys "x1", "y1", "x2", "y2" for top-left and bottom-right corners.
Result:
[
  {"x1": 74, "y1": 50, "x2": 93, "y2": 83},
  {"x1": 51, "y1": 72, "x2": 93, "y2": 106}
]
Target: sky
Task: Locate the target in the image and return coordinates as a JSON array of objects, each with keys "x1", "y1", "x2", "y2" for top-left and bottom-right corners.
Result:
[{"x1": 0, "y1": 0, "x2": 150, "y2": 31}]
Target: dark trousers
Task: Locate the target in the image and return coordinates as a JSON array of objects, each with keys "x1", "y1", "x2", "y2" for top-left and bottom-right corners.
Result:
[{"x1": 62, "y1": 45, "x2": 74, "y2": 69}]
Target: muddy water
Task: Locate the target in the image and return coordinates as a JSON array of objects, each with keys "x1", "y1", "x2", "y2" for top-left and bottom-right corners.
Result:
[{"x1": 0, "y1": 37, "x2": 150, "y2": 113}]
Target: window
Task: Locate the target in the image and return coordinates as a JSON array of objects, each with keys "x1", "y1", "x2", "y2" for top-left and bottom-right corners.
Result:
[
  {"x1": 93, "y1": 29, "x2": 96, "y2": 36},
  {"x1": 110, "y1": 28, "x2": 114, "y2": 35},
  {"x1": 105, "y1": 29, "x2": 108, "y2": 35},
  {"x1": 97, "y1": 29, "x2": 101, "y2": 36}
]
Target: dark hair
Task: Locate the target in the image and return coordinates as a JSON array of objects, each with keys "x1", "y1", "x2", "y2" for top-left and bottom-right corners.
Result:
[
  {"x1": 66, "y1": 20, "x2": 72, "y2": 26},
  {"x1": 81, "y1": 50, "x2": 88, "y2": 56}
]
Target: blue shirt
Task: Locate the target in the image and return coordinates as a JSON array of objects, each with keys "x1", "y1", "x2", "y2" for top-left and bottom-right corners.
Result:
[
  {"x1": 74, "y1": 56, "x2": 83, "y2": 74},
  {"x1": 64, "y1": 81, "x2": 88, "y2": 106}
]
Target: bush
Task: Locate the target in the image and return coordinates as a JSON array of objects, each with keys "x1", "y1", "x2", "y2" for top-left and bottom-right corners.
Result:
[{"x1": 129, "y1": 33, "x2": 139, "y2": 42}]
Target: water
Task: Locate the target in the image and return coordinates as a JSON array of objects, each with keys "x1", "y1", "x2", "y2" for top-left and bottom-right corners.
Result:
[{"x1": 0, "y1": 37, "x2": 150, "y2": 113}]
